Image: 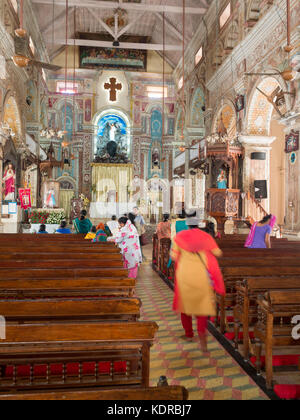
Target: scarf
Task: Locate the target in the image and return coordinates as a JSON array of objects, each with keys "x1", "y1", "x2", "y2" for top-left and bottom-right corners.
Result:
[
  {"x1": 74, "y1": 217, "x2": 92, "y2": 234},
  {"x1": 244, "y1": 215, "x2": 277, "y2": 248},
  {"x1": 174, "y1": 229, "x2": 225, "y2": 296}
]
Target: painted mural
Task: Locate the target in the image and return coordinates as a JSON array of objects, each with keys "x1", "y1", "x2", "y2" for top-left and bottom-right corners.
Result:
[{"x1": 80, "y1": 47, "x2": 147, "y2": 71}]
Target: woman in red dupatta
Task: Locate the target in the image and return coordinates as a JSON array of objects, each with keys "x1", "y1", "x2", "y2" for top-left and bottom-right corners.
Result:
[{"x1": 171, "y1": 217, "x2": 225, "y2": 352}]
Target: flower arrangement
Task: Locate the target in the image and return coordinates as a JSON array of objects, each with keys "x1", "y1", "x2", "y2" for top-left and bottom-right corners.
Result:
[
  {"x1": 80, "y1": 194, "x2": 90, "y2": 209},
  {"x1": 46, "y1": 211, "x2": 66, "y2": 225},
  {"x1": 29, "y1": 209, "x2": 66, "y2": 225},
  {"x1": 29, "y1": 210, "x2": 50, "y2": 224}
]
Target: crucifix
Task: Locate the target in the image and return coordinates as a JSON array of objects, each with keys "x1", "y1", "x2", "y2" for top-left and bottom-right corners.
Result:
[{"x1": 104, "y1": 77, "x2": 122, "y2": 102}]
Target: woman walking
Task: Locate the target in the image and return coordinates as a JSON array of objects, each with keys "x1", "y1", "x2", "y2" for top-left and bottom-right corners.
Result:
[
  {"x1": 171, "y1": 216, "x2": 225, "y2": 352},
  {"x1": 108, "y1": 217, "x2": 142, "y2": 279},
  {"x1": 245, "y1": 214, "x2": 276, "y2": 249}
]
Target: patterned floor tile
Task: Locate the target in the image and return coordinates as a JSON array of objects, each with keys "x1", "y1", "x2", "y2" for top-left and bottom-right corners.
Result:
[{"x1": 136, "y1": 251, "x2": 268, "y2": 400}]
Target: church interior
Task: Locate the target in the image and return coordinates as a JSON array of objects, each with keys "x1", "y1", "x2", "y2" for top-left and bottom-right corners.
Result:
[{"x1": 0, "y1": 0, "x2": 300, "y2": 401}]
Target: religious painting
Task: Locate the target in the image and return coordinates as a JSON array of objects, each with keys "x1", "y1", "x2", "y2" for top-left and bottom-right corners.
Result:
[
  {"x1": 95, "y1": 114, "x2": 129, "y2": 163},
  {"x1": 3, "y1": 162, "x2": 16, "y2": 202},
  {"x1": 79, "y1": 47, "x2": 147, "y2": 71},
  {"x1": 285, "y1": 130, "x2": 299, "y2": 153},
  {"x1": 42, "y1": 181, "x2": 60, "y2": 209},
  {"x1": 235, "y1": 94, "x2": 245, "y2": 112},
  {"x1": 85, "y1": 99, "x2": 92, "y2": 122}
]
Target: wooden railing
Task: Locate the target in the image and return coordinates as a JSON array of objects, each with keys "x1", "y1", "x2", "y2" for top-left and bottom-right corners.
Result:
[{"x1": 244, "y1": 192, "x2": 268, "y2": 225}]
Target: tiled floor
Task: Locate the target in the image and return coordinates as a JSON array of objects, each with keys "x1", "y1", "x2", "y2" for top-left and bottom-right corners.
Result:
[{"x1": 137, "y1": 249, "x2": 268, "y2": 400}]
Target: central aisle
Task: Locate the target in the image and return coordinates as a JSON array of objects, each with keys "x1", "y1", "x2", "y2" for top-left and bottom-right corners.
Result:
[{"x1": 136, "y1": 248, "x2": 268, "y2": 400}]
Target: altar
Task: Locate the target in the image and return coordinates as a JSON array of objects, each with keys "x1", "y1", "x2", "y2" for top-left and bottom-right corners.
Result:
[{"x1": 90, "y1": 163, "x2": 134, "y2": 218}]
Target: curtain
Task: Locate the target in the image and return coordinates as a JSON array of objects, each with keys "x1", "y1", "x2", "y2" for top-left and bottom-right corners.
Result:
[
  {"x1": 59, "y1": 190, "x2": 75, "y2": 220},
  {"x1": 91, "y1": 163, "x2": 133, "y2": 202}
]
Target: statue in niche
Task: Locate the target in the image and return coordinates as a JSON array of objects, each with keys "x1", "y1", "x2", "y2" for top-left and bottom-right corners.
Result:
[
  {"x1": 152, "y1": 148, "x2": 160, "y2": 169},
  {"x1": 217, "y1": 169, "x2": 227, "y2": 189},
  {"x1": 3, "y1": 162, "x2": 16, "y2": 202},
  {"x1": 95, "y1": 118, "x2": 128, "y2": 164}
]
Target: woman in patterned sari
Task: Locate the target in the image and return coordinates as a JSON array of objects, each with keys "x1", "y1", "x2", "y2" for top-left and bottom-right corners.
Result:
[{"x1": 108, "y1": 217, "x2": 142, "y2": 279}]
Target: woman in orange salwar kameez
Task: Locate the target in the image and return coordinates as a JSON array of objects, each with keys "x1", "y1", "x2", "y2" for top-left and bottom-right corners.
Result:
[{"x1": 171, "y1": 217, "x2": 225, "y2": 352}]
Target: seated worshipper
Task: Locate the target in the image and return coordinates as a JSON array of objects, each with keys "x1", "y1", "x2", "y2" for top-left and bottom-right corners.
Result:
[
  {"x1": 85, "y1": 226, "x2": 97, "y2": 240},
  {"x1": 171, "y1": 210, "x2": 188, "y2": 240},
  {"x1": 38, "y1": 224, "x2": 48, "y2": 234},
  {"x1": 171, "y1": 215, "x2": 224, "y2": 352},
  {"x1": 73, "y1": 210, "x2": 93, "y2": 234},
  {"x1": 93, "y1": 223, "x2": 108, "y2": 242},
  {"x1": 156, "y1": 214, "x2": 171, "y2": 242},
  {"x1": 56, "y1": 221, "x2": 72, "y2": 234},
  {"x1": 107, "y1": 215, "x2": 119, "y2": 237},
  {"x1": 108, "y1": 216, "x2": 142, "y2": 279},
  {"x1": 201, "y1": 221, "x2": 219, "y2": 239},
  {"x1": 96, "y1": 222, "x2": 112, "y2": 237},
  {"x1": 245, "y1": 214, "x2": 276, "y2": 249}
]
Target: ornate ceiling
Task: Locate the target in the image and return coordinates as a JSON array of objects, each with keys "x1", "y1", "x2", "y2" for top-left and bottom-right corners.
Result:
[{"x1": 31, "y1": 0, "x2": 212, "y2": 68}]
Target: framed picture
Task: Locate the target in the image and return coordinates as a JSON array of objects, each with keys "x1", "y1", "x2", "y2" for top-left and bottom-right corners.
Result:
[
  {"x1": 285, "y1": 131, "x2": 299, "y2": 153},
  {"x1": 235, "y1": 95, "x2": 245, "y2": 112},
  {"x1": 79, "y1": 46, "x2": 147, "y2": 71},
  {"x1": 8, "y1": 202, "x2": 17, "y2": 214},
  {"x1": 41, "y1": 181, "x2": 60, "y2": 209}
]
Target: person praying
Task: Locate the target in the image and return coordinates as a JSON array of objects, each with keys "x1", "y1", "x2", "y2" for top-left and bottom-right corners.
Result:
[
  {"x1": 56, "y1": 221, "x2": 71, "y2": 234},
  {"x1": 37, "y1": 224, "x2": 48, "y2": 234},
  {"x1": 108, "y1": 216, "x2": 142, "y2": 279},
  {"x1": 92, "y1": 223, "x2": 108, "y2": 242},
  {"x1": 73, "y1": 210, "x2": 93, "y2": 234}
]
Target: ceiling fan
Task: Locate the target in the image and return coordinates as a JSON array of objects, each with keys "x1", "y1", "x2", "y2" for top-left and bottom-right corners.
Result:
[
  {"x1": 11, "y1": 0, "x2": 61, "y2": 72},
  {"x1": 255, "y1": 86, "x2": 294, "y2": 118},
  {"x1": 246, "y1": 0, "x2": 299, "y2": 82}
]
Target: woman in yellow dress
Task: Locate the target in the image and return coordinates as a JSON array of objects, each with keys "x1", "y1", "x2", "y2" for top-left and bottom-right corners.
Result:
[{"x1": 171, "y1": 216, "x2": 225, "y2": 352}]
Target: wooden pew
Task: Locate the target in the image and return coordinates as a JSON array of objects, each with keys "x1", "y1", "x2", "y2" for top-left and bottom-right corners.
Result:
[
  {"x1": 0, "y1": 260, "x2": 125, "y2": 269},
  {"x1": 0, "y1": 321, "x2": 158, "y2": 391},
  {"x1": 217, "y1": 266, "x2": 300, "y2": 334},
  {"x1": 0, "y1": 385, "x2": 189, "y2": 400},
  {"x1": 0, "y1": 277, "x2": 136, "y2": 298},
  {"x1": 0, "y1": 252, "x2": 122, "y2": 261},
  {"x1": 0, "y1": 297, "x2": 141, "y2": 322},
  {"x1": 0, "y1": 268, "x2": 128, "y2": 279},
  {"x1": 254, "y1": 291, "x2": 300, "y2": 389},
  {"x1": 234, "y1": 277, "x2": 300, "y2": 360}
]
